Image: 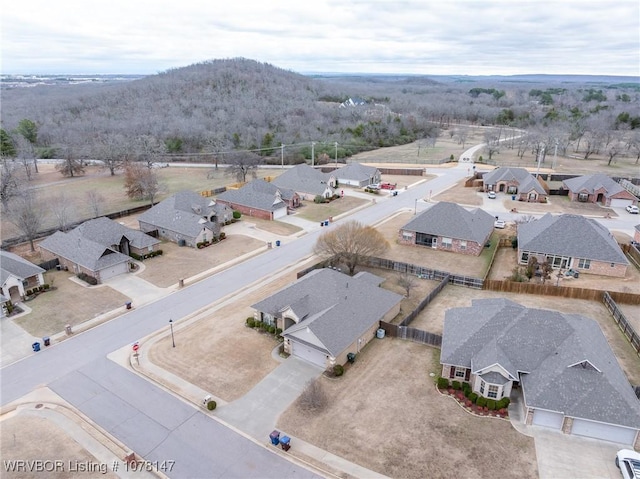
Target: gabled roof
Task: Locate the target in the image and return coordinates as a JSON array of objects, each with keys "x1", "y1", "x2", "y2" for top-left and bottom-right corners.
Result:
[
  {"x1": 400, "y1": 202, "x2": 495, "y2": 244},
  {"x1": 71, "y1": 217, "x2": 160, "y2": 250},
  {"x1": 441, "y1": 298, "x2": 640, "y2": 428},
  {"x1": 562, "y1": 174, "x2": 627, "y2": 197},
  {"x1": 217, "y1": 179, "x2": 293, "y2": 212},
  {"x1": 138, "y1": 190, "x2": 220, "y2": 237},
  {"x1": 271, "y1": 164, "x2": 334, "y2": 196},
  {"x1": 252, "y1": 269, "x2": 403, "y2": 357},
  {"x1": 39, "y1": 231, "x2": 129, "y2": 272},
  {"x1": 334, "y1": 163, "x2": 380, "y2": 182},
  {"x1": 518, "y1": 213, "x2": 628, "y2": 264},
  {"x1": 0, "y1": 250, "x2": 45, "y2": 285},
  {"x1": 483, "y1": 167, "x2": 546, "y2": 195}
]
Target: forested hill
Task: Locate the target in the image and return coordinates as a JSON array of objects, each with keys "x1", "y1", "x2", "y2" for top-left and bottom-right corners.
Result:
[{"x1": 1, "y1": 58, "x2": 639, "y2": 163}]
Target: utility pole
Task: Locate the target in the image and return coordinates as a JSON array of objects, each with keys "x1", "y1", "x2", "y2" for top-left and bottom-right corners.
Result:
[
  {"x1": 281, "y1": 143, "x2": 284, "y2": 169},
  {"x1": 535, "y1": 146, "x2": 545, "y2": 178},
  {"x1": 334, "y1": 142, "x2": 338, "y2": 167},
  {"x1": 311, "y1": 142, "x2": 316, "y2": 167},
  {"x1": 552, "y1": 140, "x2": 558, "y2": 170}
]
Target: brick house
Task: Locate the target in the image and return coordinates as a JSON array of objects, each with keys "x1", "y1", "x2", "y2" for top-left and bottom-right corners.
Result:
[
  {"x1": 216, "y1": 179, "x2": 300, "y2": 220},
  {"x1": 271, "y1": 164, "x2": 336, "y2": 201},
  {"x1": 482, "y1": 167, "x2": 548, "y2": 202},
  {"x1": 562, "y1": 174, "x2": 638, "y2": 208},
  {"x1": 517, "y1": 213, "x2": 628, "y2": 277},
  {"x1": 398, "y1": 202, "x2": 495, "y2": 256},
  {"x1": 0, "y1": 250, "x2": 45, "y2": 302},
  {"x1": 138, "y1": 190, "x2": 233, "y2": 248},
  {"x1": 441, "y1": 298, "x2": 640, "y2": 446}
]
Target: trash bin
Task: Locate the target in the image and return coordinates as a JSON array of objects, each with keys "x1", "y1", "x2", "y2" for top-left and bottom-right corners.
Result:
[
  {"x1": 43, "y1": 337, "x2": 50, "y2": 347},
  {"x1": 125, "y1": 301, "x2": 132, "y2": 310},
  {"x1": 573, "y1": 271, "x2": 579, "y2": 279},
  {"x1": 275, "y1": 240, "x2": 281, "y2": 247},
  {"x1": 376, "y1": 328, "x2": 385, "y2": 339},
  {"x1": 511, "y1": 195, "x2": 516, "y2": 200},
  {"x1": 32, "y1": 342, "x2": 41, "y2": 352},
  {"x1": 320, "y1": 222, "x2": 324, "y2": 227},
  {"x1": 280, "y1": 435, "x2": 291, "y2": 451},
  {"x1": 324, "y1": 220, "x2": 329, "y2": 226},
  {"x1": 65, "y1": 324, "x2": 73, "y2": 335},
  {"x1": 267, "y1": 242, "x2": 272, "y2": 249},
  {"x1": 269, "y1": 430, "x2": 280, "y2": 446},
  {"x1": 347, "y1": 352, "x2": 356, "y2": 363}
]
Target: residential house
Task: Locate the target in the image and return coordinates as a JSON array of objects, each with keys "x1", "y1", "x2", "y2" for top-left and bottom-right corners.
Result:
[
  {"x1": 333, "y1": 163, "x2": 381, "y2": 187},
  {"x1": 251, "y1": 268, "x2": 403, "y2": 369},
  {"x1": 441, "y1": 298, "x2": 640, "y2": 446},
  {"x1": 271, "y1": 164, "x2": 336, "y2": 200},
  {"x1": 482, "y1": 167, "x2": 547, "y2": 202},
  {"x1": 562, "y1": 174, "x2": 638, "y2": 208},
  {"x1": 0, "y1": 250, "x2": 45, "y2": 302},
  {"x1": 398, "y1": 202, "x2": 495, "y2": 256},
  {"x1": 138, "y1": 190, "x2": 233, "y2": 247},
  {"x1": 339, "y1": 97, "x2": 366, "y2": 108},
  {"x1": 216, "y1": 179, "x2": 300, "y2": 220},
  {"x1": 39, "y1": 217, "x2": 159, "y2": 283},
  {"x1": 517, "y1": 213, "x2": 628, "y2": 277},
  {"x1": 635, "y1": 224, "x2": 640, "y2": 243}
]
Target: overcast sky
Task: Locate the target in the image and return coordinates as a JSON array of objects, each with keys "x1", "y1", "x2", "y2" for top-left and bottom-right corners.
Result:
[{"x1": 2, "y1": 0, "x2": 639, "y2": 77}]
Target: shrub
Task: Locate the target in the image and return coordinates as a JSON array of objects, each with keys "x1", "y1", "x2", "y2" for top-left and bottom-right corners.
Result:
[
  {"x1": 157, "y1": 249, "x2": 163, "y2": 256},
  {"x1": 268, "y1": 325, "x2": 276, "y2": 334},
  {"x1": 219, "y1": 232, "x2": 226, "y2": 240},
  {"x1": 451, "y1": 380, "x2": 462, "y2": 390},
  {"x1": 497, "y1": 398, "x2": 511, "y2": 409},
  {"x1": 275, "y1": 328, "x2": 283, "y2": 336},
  {"x1": 333, "y1": 364, "x2": 344, "y2": 377},
  {"x1": 437, "y1": 377, "x2": 450, "y2": 389},
  {"x1": 298, "y1": 379, "x2": 328, "y2": 412},
  {"x1": 464, "y1": 387, "x2": 472, "y2": 398},
  {"x1": 26, "y1": 289, "x2": 33, "y2": 296},
  {"x1": 463, "y1": 382, "x2": 471, "y2": 393},
  {"x1": 486, "y1": 399, "x2": 497, "y2": 411},
  {"x1": 450, "y1": 154, "x2": 455, "y2": 160},
  {"x1": 211, "y1": 237, "x2": 218, "y2": 243},
  {"x1": 246, "y1": 317, "x2": 255, "y2": 327},
  {"x1": 469, "y1": 392, "x2": 478, "y2": 403},
  {"x1": 476, "y1": 396, "x2": 487, "y2": 407},
  {"x1": 261, "y1": 322, "x2": 269, "y2": 330},
  {"x1": 130, "y1": 252, "x2": 141, "y2": 260},
  {"x1": 43, "y1": 284, "x2": 50, "y2": 290},
  {"x1": 77, "y1": 273, "x2": 98, "y2": 285},
  {"x1": 253, "y1": 321, "x2": 262, "y2": 329},
  {"x1": 233, "y1": 210, "x2": 241, "y2": 219},
  {"x1": 206, "y1": 400, "x2": 217, "y2": 411},
  {"x1": 314, "y1": 195, "x2": 326, "y2": 203}
]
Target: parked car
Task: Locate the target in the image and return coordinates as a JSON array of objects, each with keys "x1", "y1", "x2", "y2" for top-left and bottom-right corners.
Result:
[
  {"x1": 626, "y1": 205, "x2": 639, "y2": 214},
  {"x1": 366, "y1": 183, "x2": 380, "y2": 190},
  {"x1": 380, "y1": 182, "x2": 396, "y2": 190},
  {"x1": 616, "y1": 449, "x2": 640, "y2": 479},
  {"x1": 487, "y1": 191, "x2": 496, "y2": 199},
  {"x1": 494, "y1": 219, "x2": 506, "y2": 229}
]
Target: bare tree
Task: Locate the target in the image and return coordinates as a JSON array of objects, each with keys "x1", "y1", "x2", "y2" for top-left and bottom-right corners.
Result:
[
  {"x1": 6, "y1": 190, "x2": 44, "y2": 251},
  {"x1": 0, "y1": 160, "x2": 24, "y2": 210},
  {"x1": 135, "y1": 135, "x2": 166, "y2": 169},
  {"x1": 226, "y1": 151, "x2": 261, "y2": 183},
  {"x1": 85, "y1": 190, "x2": 105, "y2": 218},
  {"x1": 453, "y1": 127, "x2": 469, "y2": 149},
  {"x1": 49, "y1": 192, "x2": 76, "y2": 231},
  {"x1": 123, "y1": 162, "x2": 161, "y2": 204},
  {"x1": 15, "y1": 118, "x2": 39, "y2": 173},
  {"x1": 397, "y1": 271, "x2": 417, "y2": 297},
  {"x1": 14, "y1": 135, "x2": 35, "y2": 180},
  {"x1": 56, "y1": 143, "x2": 85, "y2": 177},
  {"x1": 95, "y1": 133, "x2": 127, "y2": 175},
  {"x1": 297, "y1": 379, "x2": 328, "y2": 412},
  {"x1": 313, "y1": 220, "x2": 389, "y2": 275}
]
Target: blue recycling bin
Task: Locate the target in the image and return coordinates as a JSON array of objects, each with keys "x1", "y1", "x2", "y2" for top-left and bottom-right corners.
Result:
[
  {"x1": 280, "y1": 435, "x2": 290, "y2": 451},
  {"x1": 32, "y1": 342, "x2": 41, "y2": 352},
  {"x1": 269, "y1": 430, "x2": 280, "y2": 446},
  {"x1": 324, "y1": 220, "x2": 329, "y2": 226},
  {"x1": 275, "y1": 240, "x2": 281, "y2": 247}
]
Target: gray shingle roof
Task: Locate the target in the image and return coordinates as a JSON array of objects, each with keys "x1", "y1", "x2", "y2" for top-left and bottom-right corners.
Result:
[
  {"x1": 39, "y1": 231, "x2": 130, "y2": 272},
  {"x1": 252, "y1": 268, "x2": 403, "y2": 357},
  {"x1": 400, "y1": 201, "x2": 495, "y2": 244},
  {"x1": 518, "y1": 213, "x2": 628, "y2": 264},
  {"x1": 138, "y1": 190, "x2": 223, "y2": 237},
  {"x1": 72, "y1": 217, "x2": 160, "y2": 249},
  {"x1": 562, "y1": 174, "x2": 626, "y2": 197},
  {"x1": 334, "y1": 163, "x2": 380, "y2": 182},
  {"x1": 0, "y1": 250, "x2": 45, "y2": 285},
  {"x1": 483, "y1": 167, "x2": 546, "y2": 195},
  {"x1": 441, "y1": 298, "x2": 640, "y2": 428},
  {"x1": 271, "y1": 164, "x2": 335, "y2": 196},
  {"x1": 217, "y1": 179, "x2": 292, "y2": 212}
]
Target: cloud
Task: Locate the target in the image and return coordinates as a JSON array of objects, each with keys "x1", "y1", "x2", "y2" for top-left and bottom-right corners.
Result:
[{"x1": 1, "y1": 0, "x2": 638, "y2": 75}]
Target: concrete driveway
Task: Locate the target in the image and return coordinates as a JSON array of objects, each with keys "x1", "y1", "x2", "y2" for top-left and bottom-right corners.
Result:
[
  {"x1": 103, "y1": 272, "x2": 169, "y2": 306},
  {"x1": 215, "y1": 357, "x2": 323, "y2": 440}
]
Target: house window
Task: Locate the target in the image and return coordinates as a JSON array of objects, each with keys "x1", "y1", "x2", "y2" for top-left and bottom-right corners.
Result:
[
  {"x1": 577, "y1": 258, "x2": 590, "y2": 269},
  {"x1": 578, "y1": 193, "x2": 588, "y2": 202},
  {"x1": 455, "y1": 367, "x2": 466, "y2": 378},
  {"x1": 479, "y1": 381, "x2": 485, "y2": 394},
  {"x1": 460, "y1": 241, "x2": 467, "y2": 250},
  {"x1": 520, "y1": 252, "x2": 529, "y2": 264},
  {"x1": 442, "y1": 238, "x2": 452, "y2": 249},
  {"x1": 487, "y1": 385, "x2": 499, "y2": 399},
  {"x1": 402, "y1": 231, "x2": 413, "y2": 241}
]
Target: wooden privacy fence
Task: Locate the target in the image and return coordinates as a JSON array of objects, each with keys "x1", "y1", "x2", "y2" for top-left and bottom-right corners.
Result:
[
  {"x1": 604, "y1": 292, "x2": 640, "y2": 357},
  {"x1": 401, "y1": 274, "x2": 450, "y2": 327},
  {"x1": 379, "y1": 321, "x2": 442, "y2": 347},
  {"x1": 484, "y1": 279, "x2": 640, "y2": 305}
]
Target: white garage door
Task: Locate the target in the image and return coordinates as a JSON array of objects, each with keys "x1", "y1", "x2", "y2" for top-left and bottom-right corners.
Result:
[
  {"x1": 291, "y1": 342, "x2": 327, "y2": 368},
  {"x1": 532, "y1": 409, "x2": 564, "y2": 429},
  {"x1": 100, "y1": 263, "x2": 128, "y2": 281},
  {"x1": 273, "y1": 206, "x2": 288, "y2": 219},
  {"x1": 610, "y1": 198, "x2": 633, "y2": 208},
  {"x1": 572, "y1": 419, "x2": 637, "y2": 444}
]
